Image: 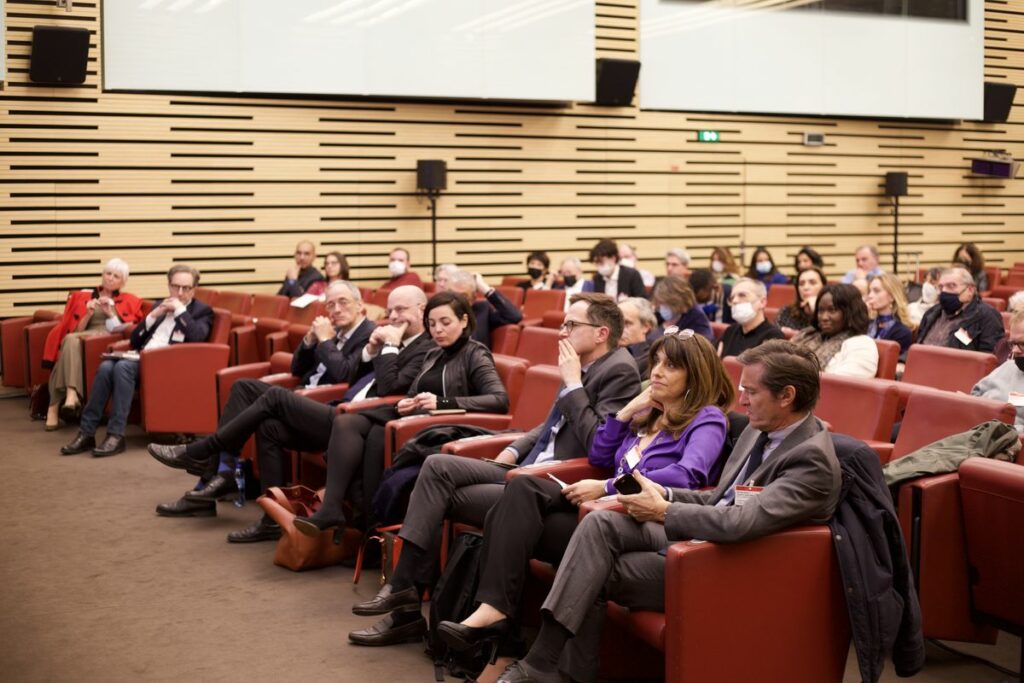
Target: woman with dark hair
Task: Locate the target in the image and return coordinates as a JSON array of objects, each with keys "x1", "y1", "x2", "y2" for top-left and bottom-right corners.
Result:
[
  {"x1": 745, "y1": 246, "x2": 790, "y2": 289},
  {"x1": 650, "y1": 276, "x2": 713, "y2": 342},
  {"x1": 793, "y1": 283, "x2": 878, "y2": 377},
  {"x1": 428, "y1": 330, "x2": 735, "y2": 654},
  {"x1": 793, "y1": 246, "x2": 825, "y2": 276},
  {"x1": 518, "y1": 250, "x2": 553, "y2": 291},
  {"x1": 776, "y1": 267, "x2": 826, "y2": 333},
  {"x1": 292, "y1": 291, "x2": 509, "y2": 535},
  {"x1": 953, "y1": 242, "x2": 988, "y2": 292},
  {"x1": 306, "y1": 251, "x2": 349, "y2": 296}
]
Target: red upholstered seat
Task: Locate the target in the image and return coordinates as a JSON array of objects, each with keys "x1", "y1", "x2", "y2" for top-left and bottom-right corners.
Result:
[
  {"x1": 816, "y1": 374, "x2": 899, "y2": 445},
  {"x1": 494, "y1": 285, "x2": 524, "y2": 308},
  {"x1": 766, "y1": 283, "x2": 795, "y2": 309},
  {"x1": 521, "y1": 289, "x2": 565, "y2": 326},
  {"x1": 901, "y1": 344, "x2": 998, "y2": 393},
  {"x1": 514, "y1": 326, "x2": 560, "y2": 366},
  {"x1": 874, "y1": 338, "x2": 900, "y2": 380}
]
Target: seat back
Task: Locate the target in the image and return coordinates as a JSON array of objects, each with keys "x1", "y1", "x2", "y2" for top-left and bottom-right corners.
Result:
[
  {"x1": 892, "y1": 387, "x2": 1016, "y2": 460},
  {"x1": 766, "y1": 284, "x2": 795, "y2": 309},
  {"x1": 981, "y1": 297, "x2": 1006, "y2": 312},
  {"x1": 710, "y1": 322, "x2": 729, "y2": 343},
  {"x1": 490, "y1": 324, "x2": 521, "y2": 356},
  {"x1": 983, "y1": 265, "x2": 1000, "y2": 290},
  {"x1": 522, "y1": 289, "x2": 565, "y2": 319},
  {"x1": 213, "y1": 291, "x2": 251, "y2": 316},
  {"x1": 208, "y1": 308, "x2": 233, "y2": 345},
  {"x1": 495, "y1": 285, "x2": 524, "y2": 308},
  {"x1": 492, "y1": 354, "x2": 529, "y2": 413},
  {"x1": 874, "y1": 338, "x2": 900, "y2": 380},
  {"x1": 192, "y1": 287, "x2": 218, "y2": 306},
  {"x1": 514, "y1": 326, "x2": 560, "y2": 366},
  {"x1": 902, "y1": 345, "x2": 998, "y2": 393},
  {"x1": 285, "y1": 299, "x2": 324, "y2": 326},
  {"x1": 501, "y1": 276, "x2": 528, "y2": 287},
  {"x1": 722, "y1": 355, "x2": 744, "y2": 413},
  {"x1": 541, "y1": 310, "x2": 566, "y2": 329},
  {"x1": 816, "y1": 375, "x2": 899, "y2": 443},
  {"x1": 509, "y1": 364, "x2": 562, "y2": 431},
  {"x1": 959, "y1": 458, "x2": 1024, "y2": 631},
  {"x1": 370, "y1": 289, "x2": 391, "y2": 308},
  {"x1": 249, "y1": 293, "x2": 289, "y2": 320}
]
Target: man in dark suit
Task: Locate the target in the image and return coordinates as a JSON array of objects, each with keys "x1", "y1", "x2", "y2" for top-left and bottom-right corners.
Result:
[
  {"x1": 277, "y1": 239, "x2": 324, "y2": 297},
  {"x1": 61, "y1": 264, "x2": 213, "y2": 458},
  {"x1": 589, "y1": 238, "x2": 647, "y2": 301},
  {"x1": 495, "y1": 340, "x2": 842, "y2": 683},
  {"x1": 448, "y1": 270, "x2": 523, "y2": 348},
  {"x1": 916, "y1": 266, "x2": 1004, "y2": 353},
  {"x1": 347, "y1": 293, "x2": 642, "y2": 647},
  {"x1": 147, "y1": 285, "x2": 430, "y2": 542}
]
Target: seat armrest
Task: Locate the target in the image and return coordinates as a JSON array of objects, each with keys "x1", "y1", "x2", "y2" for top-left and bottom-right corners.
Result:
[
  {"x1": 870, "y1": 443, "x2": 895, "y2": 464},
  {"x1": 384, "y1": 413, "x2": 515, "y2": 467},
  {"x1": 230, "y1": 324, "x2": 257, "y2": 366},
  {"x1": 269, "y1": 351, "x2": 294, "y2": 374},
  {"x1": 24, "y1": 320, "x2": 60, "y2": 385},
  {"x1": 506, "y1": 458, "x2": 611, "y2": 485},
  {"x1": 295, "y1": 383, "x2": 350, "y2": 404},
  {"x1": 110, "y1": 339, "x2": 132, "y2": 352},
  {"x1": 259, "y1": 373, "x2": 300, "y2": 390},
  {"x1": 441, "y1": 432, "x2": 525, "y2": 459},
  {"x1": 338, "y1": 395, "x2": 405, "y2": 414},
  {"x1": 266, "y1": 330, "x2": 290, "y2": 357},
  {"x1": 578, "y1": 498, "x2": 625, "y2": 521},
  {"x1": 81, "y1": 331, "x2": 130, "y2": 398}
]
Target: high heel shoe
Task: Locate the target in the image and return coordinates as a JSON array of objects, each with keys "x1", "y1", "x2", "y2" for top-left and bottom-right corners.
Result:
[
  {"x1": 292, "y1": 514, "x2": 346, "y2": 543},
  {"x1": 437, "y1": 619, "x2": 508, "y2": 657},
  {"x1": 59, "y1": 401, "x2": 81, "y2": 423}
]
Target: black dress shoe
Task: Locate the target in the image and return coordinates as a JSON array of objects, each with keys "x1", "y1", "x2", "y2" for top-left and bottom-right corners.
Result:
[
  {"x1": 495, "y1": 660, "x2": 561, "y2": 683},
  {"x1": 92, "y1": 434, "x2": 126, "y2": 457},
  {"x1": 348, "y1": 612, "x2": 426, "y2": 647},
  {"x1": 59, "y1": 402, "x2": 82, "y2": 423},
  {"x1": 147, "y1": 443, "x2": 207, "y2": 476},
  {"x1": 293, "y1": 512, "x2": 346, "y2": 539},
  {"x1": 226, "y1": 518, "x2": 282, "y2": 544},
  {"x1": 184, "y1": 474, "x2": 238, "y2": 501},
  {"x1": 155, "y1": 496, "x2": 216, "y2": 518},
  {"x1": 352, "y1": 584, "x2": 420, "y2": 616},
  {"x1": 60, "y1": 432, "x2": 96, "y2": 455},
  {"x1": 437, "y1": 619, "x2": 508, "y2": 652}
]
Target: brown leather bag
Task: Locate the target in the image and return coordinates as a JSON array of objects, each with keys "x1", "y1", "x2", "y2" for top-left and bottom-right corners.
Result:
[{"x1": 258, "y1": 485, "x2": 362, "y2": 572}]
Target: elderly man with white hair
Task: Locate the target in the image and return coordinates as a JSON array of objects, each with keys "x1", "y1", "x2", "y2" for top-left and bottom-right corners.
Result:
[
  {"x1": 554, "y1": 257, "x2": 592, "y2": 310},
  {"x1": 916, "y1": 267, "x2": 1004, "y2": 353},
  {"x1": 42, "y1": 258, "x2": 145, "y2": 430},
  {"x1": 433, "y1": 263, "x2": 458, "y2": 292},
  {"x1": 446, "y1": 270, "x2": 523, "y2": 347},
  {"x1": 618, "y1": 243, "x2": 656, "y2": 288}
]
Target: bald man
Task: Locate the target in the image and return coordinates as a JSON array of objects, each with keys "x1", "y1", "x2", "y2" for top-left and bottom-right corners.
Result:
[{"x1": 278, "y1": 240, "x2": 325, "y2": 297}]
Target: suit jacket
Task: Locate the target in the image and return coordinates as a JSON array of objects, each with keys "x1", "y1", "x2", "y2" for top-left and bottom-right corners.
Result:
[
  {"x1": 277, "y1": 266, "x2": 324, "y2": 298},
  {"x1": 43, "y1": 288, "x2": 144, "y2": 366},
  {"x1": 473, "y1": 290, "x2": 523, "y2": 348},
  {"x1": 665, "y1": 414, "x2": 841, "y2": 543},
  {"x1": 129, "y1": 299, "x2": 213, "y2": 350},
  {"x1": 915, "y1": 298, "x2": 1004, "y2": 353},
  {"x1": 591, "y1": 264, "x2": 647, "y2": 300},
  {"x1": 291, "y1": 317, "x2": 375, "y2": 386},
  {"x1": 357, "y1": 332, "x2": 435, "y2": 397},
  {"x1": 511, "y1": 346, "x2": 641, "y2": 462}
]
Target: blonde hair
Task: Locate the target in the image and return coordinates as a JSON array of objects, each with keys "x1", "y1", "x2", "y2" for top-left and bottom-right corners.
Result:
[{"x1": 870, "y1": 272, "x2": 910, "y2": 324}]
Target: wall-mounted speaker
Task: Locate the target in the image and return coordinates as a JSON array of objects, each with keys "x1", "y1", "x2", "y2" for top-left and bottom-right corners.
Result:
[
  {"x1": 595, "y1": 58, "x2": 640, "y2": 107},
  {"x1": 885, "y1": 171, "x2": 908, "y2": 197},
  {"x1": 30, "y1": 25, "x2": 90, "y2": 85},
  {"x1": 983, "y1": 82, "x2": 1017, "y2": 123},
  {"x1": 416, "y1": 160, "x2": 447, "y2": 193}
]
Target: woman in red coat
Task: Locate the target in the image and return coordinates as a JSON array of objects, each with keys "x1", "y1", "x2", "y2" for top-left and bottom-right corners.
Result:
[{"x1": 43, "y1": 259, "x2": 143, "y2": 430}]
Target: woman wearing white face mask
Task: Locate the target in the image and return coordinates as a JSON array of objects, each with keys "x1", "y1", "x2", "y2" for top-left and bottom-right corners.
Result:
[
  {"x1": 650, "y1": 276, "x2": 714, "y2": 343},
  {"x1": 907, "y1": 267, "x2": 943, "y2": 326},
  {"x1": 709, "y1": 246, "x2": 740, "y2": 287},
  {"x1": 717, "y1": 278, "x2": 785, "y2": 357},
  {"x1": 745, "y1": 246, "x2": 790, "y2": 290}
]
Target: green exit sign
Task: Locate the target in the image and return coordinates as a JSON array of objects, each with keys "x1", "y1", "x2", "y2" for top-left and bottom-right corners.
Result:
[{"x1": 696, "y1": 130, "x2": 721, "y2": 142}]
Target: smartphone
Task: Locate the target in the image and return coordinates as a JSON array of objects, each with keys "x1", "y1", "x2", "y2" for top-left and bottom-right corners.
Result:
[
  {"x1": 547, "y1": 472, "x2": 568, "y2": 489},
  {"x1": 613, "y1": 472, "x2": 642, "y2": 495}
]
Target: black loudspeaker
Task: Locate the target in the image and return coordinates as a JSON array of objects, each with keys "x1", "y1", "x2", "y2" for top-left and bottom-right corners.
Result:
[
  {"x1": 885, "y1": 172, "x2": 908, "y2": 197},
  {"x1": 30, "y1": 25, "x2": 90, "y2": 85},
  {"x1": 595, "y1": 58, "x2": 641, "y2": 107},
  {"x1": 416, "y1": 160, "x2": 447, "y2": 193},
  {"x1": 983, "y1": 82, "x2": 1017, "y2": 123}
]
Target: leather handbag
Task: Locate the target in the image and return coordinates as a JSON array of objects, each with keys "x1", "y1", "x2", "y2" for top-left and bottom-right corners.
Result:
[{"x1": 258, "y1": 485, "x2": 362, "y2": 572}]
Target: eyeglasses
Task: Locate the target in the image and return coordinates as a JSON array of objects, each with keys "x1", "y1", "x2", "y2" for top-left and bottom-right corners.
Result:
[
  {"x1": 325, "y1": 298, "x2": 355, "y2": 311},
  {"x1": 560, "y1": 319, "x2": 602, "y2": 333},
  {"x1": 168, "y1": 283, "x2": 194, "y2": 293},
  {"x1": 663, "y1": 326, "x2": 696, "y2": 340},
  {"x1": 1009, "y1": 341, "x2": 1024, "y2": 354}
]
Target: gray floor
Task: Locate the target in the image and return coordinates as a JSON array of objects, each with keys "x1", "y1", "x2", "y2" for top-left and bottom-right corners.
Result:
[{"x1": 0, "y1": 395, "x2": 1018, "y2": 682}]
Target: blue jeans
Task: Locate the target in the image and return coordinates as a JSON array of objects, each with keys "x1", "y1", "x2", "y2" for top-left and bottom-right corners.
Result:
[{"x1": 80, "y1": 359, "x2": 140, "y2": 436}]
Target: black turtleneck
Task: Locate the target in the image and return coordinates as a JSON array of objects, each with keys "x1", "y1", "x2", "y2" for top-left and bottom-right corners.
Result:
[{"x1": 417, "y1": 335, "x2": 470, "y2": 397}]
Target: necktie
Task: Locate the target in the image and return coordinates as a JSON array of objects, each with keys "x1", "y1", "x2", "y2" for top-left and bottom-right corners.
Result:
[
  {"x1": 519, "y1": 388, "x2": 565, "y2": 466},
  {"x1": 721, "y1": 431, "x2": 771, "y2": 505},
  {"x1": 343, "y1": 371, "x2": 376, "y2": 401}
]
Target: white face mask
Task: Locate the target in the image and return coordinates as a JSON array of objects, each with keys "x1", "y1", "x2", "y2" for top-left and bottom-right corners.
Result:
[
  {"x1": 711, "y1": 260, "x2": 724, "y2": 273},
  {"x1": 755, "y1": 261, "x2": 772, "y2": 275},
  {"x1": 388, "y1": 260, "x2": 407, "y2": 277},
  {"x1": 921, "y1": 282, "x2": 938, "y2": 304},
  {"x1": 619, "y1": 258, "x2": 636, "y2": 269},
  {"x1": 731, "y1": 301, "x2": 758, "y2": 325},
  {"x1": 658, "y1": 304, "x2": 675, "y2": 321},
  {"x1": 597, "y1": 263, "x2": 614, "y2": 278}
]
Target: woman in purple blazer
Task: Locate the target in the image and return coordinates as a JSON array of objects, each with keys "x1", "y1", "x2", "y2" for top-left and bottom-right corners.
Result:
[{"x1": 435, "y1": 329, "x2": 735, "y2": 655}]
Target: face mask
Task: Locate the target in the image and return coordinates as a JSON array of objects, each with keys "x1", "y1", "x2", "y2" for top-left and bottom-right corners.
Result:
[
  {"x1": 658, "y1": 304, "x2": 675, "y2": 322},
  {"x1": 711, "y1": 260, "x2": 724, "y2": 273},
  {"x1": 731, "y1": 301, "x2": 758, "y2": 325},
  {"x1": 619, "y1": 258, "x2": 636, "y2": 269},
  {"x1": 939, "y1": 291, "x2": 963, "y2": 315},
  {"x1": 388, "y1": 260, "x2": 406, "y2": 277},
  {"x1": 563, "y1": 275, "x2": 577, "y2": 288},
  {"x1": 1015, "y1": 357, "x2": 1024, "y2": 373},
  {"x1": 597, "y1": 263, "x2": 614, "y2": 278},
  {"x1": 527, "y1": 267, "x2": 543, "y2": 280},
  {"x1": 921, "y1": 282, "x2": 938, "y2": 304},
  {"x1": 755, "y1": 261, "x2": 772, "y2": 275}
]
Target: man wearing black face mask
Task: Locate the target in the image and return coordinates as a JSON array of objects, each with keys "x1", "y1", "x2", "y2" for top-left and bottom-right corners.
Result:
[
  {"x1": 517, "y1": 250, "x2": 553, "y2": 291},
  {"x1": 972, "y1": 310, "x2": 1024, "y2": 430},
  {"x1": 915, "y1": 267, "x2": 1004, "y2": 353},
  {"x1": 554, "y1": 257, "x2": 592, "y2": 311}
]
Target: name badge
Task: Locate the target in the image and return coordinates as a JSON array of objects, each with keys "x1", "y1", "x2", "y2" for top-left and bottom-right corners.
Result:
[
  {"x1": 624, "y1": 444, "x2": 641, "y2": 470},
  {"x1": 733, "y1": 485, "x2": 764, "y2": 506},
  {"x1": 170, "y1": 330, "x2": 186, "y2": 343},
  {"x1": 954, "y1": 327, "x2": 974, "y2": 346},
  {"x1": 1009, "y1": 391, "x2": 1024, "y2": 408}
]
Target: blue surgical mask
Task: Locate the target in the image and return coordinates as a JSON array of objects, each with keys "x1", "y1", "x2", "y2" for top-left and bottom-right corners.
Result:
[
  {"x1": 755, "y1": 261, "x2": 772, "y2": 275},
  {"x1": 658, "y1": 304, "x2": 675, "y2": 321}
]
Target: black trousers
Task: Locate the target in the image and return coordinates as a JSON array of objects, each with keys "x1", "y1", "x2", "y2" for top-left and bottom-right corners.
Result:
[
  {"x1": 475, "y1": 475, "x2": 580, "y2": 617},
  {"x1": 187, "y1": 379, "x2": 334, "y2": 491},
  {"x1": 317, "y1": 411, "x2": 388, "y2": 528}
]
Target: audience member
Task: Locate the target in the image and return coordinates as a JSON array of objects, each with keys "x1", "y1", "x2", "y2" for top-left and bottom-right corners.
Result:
[
  {"x1": 777, "y1": 266, "x2": 826, "y2": 333},
  {"x1": 447, "y1": 270, "x2": 523, "y2": 348},
  {"x1": 865, "y1": 273, "x2": 913, "y2": 355},
  {"x1": 432, "y1": 263, "x2": 458, "y2": 292},
  {"x1": 618, "y1": 297, "x2": 656, "y2": 377},
  {"x1": 718, "y1": 278, "x2": 785, "y2": 358},
  {"x1": 651, "y1": 276, "x2": 713, "y2": 342},
  {"x1": 972, "y1": 310, "x2": 1024, "y2": 430},
  {"x1": 278, "y1": 240, "x2": 325, "y2": 297},
  {"x1": 953, "y1": 242, "x2": 989, "y2": 292},
  {"x1": 689, "y1": 267, "x2": 732, "y2": 324},
  {"x1": 710, "y1": 246, "x2": 739, "y2": 286},
  {"x1": 554, "y1": 257, "x2": 591, "y2": 310},
  {"x1": 745, "y1": 246, "x2": 790, "y2": 289},
  {"x1": 290, "y1": 281, "x2": 376, "y2": 389},
  {"x1": 618, "y1": 243, "x2": 655, "y2": 287},
  {"x1": 43, "y1": 258, "x2": 143, "y2": 430},
  {"x1": 492, "y1": 340, "x2": 841, "y2": 683},
  {"x1": 293, "y1": 291, "x2": 509, "y2": 538},
  {"x1": 305, "y1": 251, "x2": 349, "y2": 297},
  {"x1": 590, "y1": 239, "x2": 646, "y2": 300},
  {"x1": 379, "y1": 247, "x2": 423, "y2": 291},
  {"x1": 61, "y1": 265, "x2": 212, "y2": 458},
  {"x1": 1009, "y1": 290, "x2": 1024, "y2": 314},
  {"x1": 793, "y1": 283, "x2": 878, "y2": 377},
  {"x1": 841, "y1": 244, "x2": 884, "y2": 284},
  {"x1": 435, "y1": 332, "x2": 735, "y2": 654},
  {"x1": 665, "y1": 247, "x2": 691, "y2": 280},
  {"x1": 518, "y1": 251, "x2": 553, "y2": 291},
  {"x1": 907, "y1": 266, "x2": 942, "y2": 325},
  {"x1": 147, "y1": 286, "x2": 430, "y2": 534},
  {"x1": 347, "y1": 294, "x2": 640, "y2": 646},
  {"x1": 916, "y1": 267, "x2": 1004, "y2": 353},
  {"x1": 794, "y1": 246, "x2": 825, "y2": 275}
]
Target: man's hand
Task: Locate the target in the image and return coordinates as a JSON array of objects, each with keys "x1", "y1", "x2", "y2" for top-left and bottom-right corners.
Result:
[
  {"x1": 377, "y1": 322, "x2": 407, "y2": 347},
  {"x1": 562, "y1": 478, "x2": 608, "y2": 506},
  {"x1": 285, "y1": 263, "x2": 300, "y2": 281},
  {"x1": 617, "y1": 472, "x2": 669, "y2": 523},
  {"x1": 558, "y1": 339, "x2": 583, "y2": 386},
  {"x1": 154, "y1": 297, "x2": 178, "y2": 317},
  {"x1": 544, "y1": 271, "x2": 556, "y2": 288},
  {"x1": 311, "y1": 316, "x2": 335, "y2": 343},
  {"x1": 494, "y1": 448, "x2": 517, "y2": 465},
  {"x1": 616, "y1": 386, "x2": 655, "y2": 422},
  {"x1": 473, "y1": 272, "x2": 490, "y2": 295}
]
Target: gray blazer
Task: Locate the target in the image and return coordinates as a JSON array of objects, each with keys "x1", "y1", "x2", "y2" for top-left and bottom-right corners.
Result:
[
  {"x1": 665, "y1": 414, "x2": 841, "y2": 543},
  {"x1": 511, "y1": 346, "x2": 642, "y2": 462}
]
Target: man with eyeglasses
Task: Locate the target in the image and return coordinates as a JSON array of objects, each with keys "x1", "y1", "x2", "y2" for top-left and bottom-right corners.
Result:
[
  {"x1": 62, "y1": 265, "x2": 213, "y2": 458},
  {"x1": 277, "y1": 240, "x2": 324, "y2": 298},
  {"x1": 718, "y1": 277, "x2": 784, "y2": 358},
  {"x1": 972, "y1": 309, "x2": 1024, "y2": 430},
  {"x1": 916, "y1": 266, "x2": 1004, "y2": 353}
]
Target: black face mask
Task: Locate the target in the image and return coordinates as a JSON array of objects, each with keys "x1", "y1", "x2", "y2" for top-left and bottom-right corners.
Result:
[
  {"x1": 1015, "y1": 357, "x2": 1024, "y2": 373},
  {"x1": 527, "y1": 268, "x2": 544, "y2": 280},
  {"x1": 563, "y1": 275, "x2": 577, "y2": 288},
  {"x1": 939, "y1": 291, "x2": 963, "y2": 315}
]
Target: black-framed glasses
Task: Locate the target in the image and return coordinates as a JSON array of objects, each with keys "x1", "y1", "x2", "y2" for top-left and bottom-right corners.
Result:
[
  {"x1": 663, "y1": 326, "x2": 696, "y2": 340},
  {"x1": 1008, "y1": 341, "x2": 1024, "y2": 354},
  {"x1": 560, "y1": 319, "x2": 602, "y2": 333}
]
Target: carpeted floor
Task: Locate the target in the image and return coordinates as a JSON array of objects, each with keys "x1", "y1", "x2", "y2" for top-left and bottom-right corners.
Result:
[{"x1": 0, "y1": 396, "x2": 1018, "y2": 682}]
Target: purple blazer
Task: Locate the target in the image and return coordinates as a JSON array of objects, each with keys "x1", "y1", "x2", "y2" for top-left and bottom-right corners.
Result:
[{"x1": 588, "y1": 405, "x2": 728, "y2": 494}]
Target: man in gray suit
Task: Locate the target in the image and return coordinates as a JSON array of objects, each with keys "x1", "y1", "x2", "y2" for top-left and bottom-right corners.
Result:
[
  {"x1": 496, "y1": 340, "x2": 842, "y2": 683},
  {"x1": 348, "y1": 293, "x2": 643, "y2": 646}
]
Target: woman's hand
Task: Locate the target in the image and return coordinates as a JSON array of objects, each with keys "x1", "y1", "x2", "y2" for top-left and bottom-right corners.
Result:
[
  {"x1": 414, "y1": 392, "x2": 438, "y2": 411},
  {"x1": 562, "y1": 479, "x2": 609, "y2": 506},
  {"x1": 616, "y1": 386, "x2": 655, "y2": 422},
  {"x1": 396, "y1": 398, "x2": 418, "y2": 415}
]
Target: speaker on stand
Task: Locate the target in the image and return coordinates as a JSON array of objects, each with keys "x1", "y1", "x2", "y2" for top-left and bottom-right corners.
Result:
[
  {"x1": 416, "y1": 160, "x2": 447, "y2": 274},
  {"x1": 885, "y1": 172, "x2": 908, "y2": 274}
]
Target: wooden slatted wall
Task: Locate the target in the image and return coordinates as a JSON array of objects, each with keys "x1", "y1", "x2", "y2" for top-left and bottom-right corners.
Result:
[{"x1": 1, "y1": 0, "x2": 1023, "y2": 316}]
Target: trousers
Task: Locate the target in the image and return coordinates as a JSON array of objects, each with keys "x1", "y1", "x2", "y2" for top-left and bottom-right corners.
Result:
[{"x1": 80, "y1": 358, "x2": 139, "y2": 436}]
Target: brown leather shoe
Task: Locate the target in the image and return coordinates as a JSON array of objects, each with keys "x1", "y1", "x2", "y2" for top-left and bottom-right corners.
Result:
[
  {"x1": 348, "y1": 612, "x2": 426, "y2": 647},
  {"x1": 352, "y1": 584, "x2": 420, "y2": 616}
]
